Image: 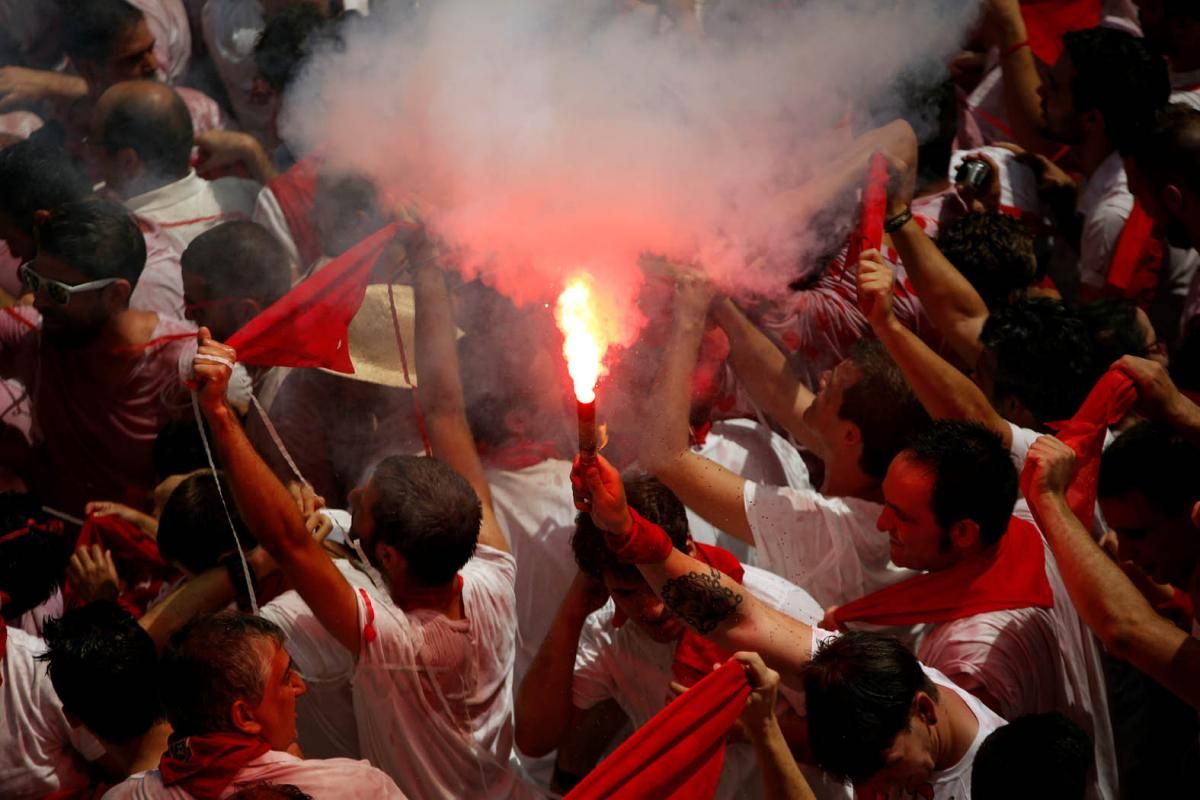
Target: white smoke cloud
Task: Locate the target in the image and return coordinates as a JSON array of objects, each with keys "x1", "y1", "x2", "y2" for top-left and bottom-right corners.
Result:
[{"x1": 285, "y1": 0, "x2": 981, "y2": 347}]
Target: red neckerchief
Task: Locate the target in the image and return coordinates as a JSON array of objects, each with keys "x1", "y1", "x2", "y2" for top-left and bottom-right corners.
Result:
[
  {"x1": 480, "y1": 440, "x2": 561, "y2": 471},
  {"x1": 1105, "y1": 200, "x2": 1164, "y2": 308},
  {"x1": 834, "y1": 517, "x2": 1053, "y2": 626},
  {"x1": 672, "y1": 543, "x2": 744, "y2": 687},
  {"x1": 158, "y1": 733, "x2": 270, "y2": 800},
  {"x1": 266, "y1": 157, "x2": 323, "y2": 270}
]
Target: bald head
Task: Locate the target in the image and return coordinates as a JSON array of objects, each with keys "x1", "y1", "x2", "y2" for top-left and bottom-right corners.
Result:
[{"x1": 93, "y1": 80, "x2": 194, "y2": 195}]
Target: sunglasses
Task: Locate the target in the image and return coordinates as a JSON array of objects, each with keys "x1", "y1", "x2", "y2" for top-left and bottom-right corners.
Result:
[{"x1": 19, "y1": 262, "x2": 119, "y2": 306}]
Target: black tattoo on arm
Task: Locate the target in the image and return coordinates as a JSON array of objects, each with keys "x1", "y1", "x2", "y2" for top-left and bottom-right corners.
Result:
[{"x1": 660, "y1": 568, "x2": 743, "y2": 634}]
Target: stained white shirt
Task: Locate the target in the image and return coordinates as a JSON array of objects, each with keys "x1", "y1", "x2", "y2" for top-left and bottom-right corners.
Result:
[
  {"x1": 744, "y1": 481, "x2": 917, "y2": 609},
  {"x1": 126, "y1": 170, "x2": 261, "y2": 253},
  {"x1": 573, "y1": 565, "x2": 825, "y2": 800},
  {"x1": 1, "y1": 627, "x2": 101, "y2": 799},
  {"x1": 102, "y1": 749, "x2": 406, "y2": 799}
]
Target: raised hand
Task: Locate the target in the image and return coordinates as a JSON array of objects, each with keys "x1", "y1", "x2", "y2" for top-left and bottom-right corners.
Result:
[
  {"x1": 67, "y1": 545, "x2": 119, "y2": 603},
  {"x1": 192, "y1": 327, "x2": 237, "y2": 417},
  {"x1": 856, "y1": 249, "x2": 896, "y2": 331},
  {"x1": 1021, "y1": 435, "x2": 1077, "y2": 501},
  {"x1": 570, "y1": 454, "x2": 633, "y2": 535}
]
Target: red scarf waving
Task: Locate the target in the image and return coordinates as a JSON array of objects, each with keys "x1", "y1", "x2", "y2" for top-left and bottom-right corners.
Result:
[
  {"x1": 1019, "y1": 0, "x2": 1103, "y2": 66},
  {"x1": 566, "y1": 659, "x2": 751, "y2": 800},
  {"x1": 1105, "y1": 201, "x2": 1164, "y2": 308},
  {"x1": 672, "y1": 543, "x2": 744, "y2": 687},
  {"x1": 1032, "y1": 369, "x2": 1137, "y2": 530},
  {"x1": 159, "y1": 733, "x2": 270, "y2": 800},
  {"x1": 227, "y1": 223, "x2": 400, "y2": 372},
  {"x1": 834, "y1": 517, "x2": 1053, "y2": 627}
]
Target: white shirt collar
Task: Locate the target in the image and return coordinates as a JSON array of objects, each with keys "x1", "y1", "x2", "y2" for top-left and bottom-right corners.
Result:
[
  {"x1": 124, "y1": 169, "x2": 205, "y2": 214},
  {"x1": 1078, "y1": 150, "x2": 1126, "y2": 220}
]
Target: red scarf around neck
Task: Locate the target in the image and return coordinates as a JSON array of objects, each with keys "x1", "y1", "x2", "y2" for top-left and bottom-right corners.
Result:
[
  {"x1": 479, "y1": 440, "x2": 561, "y2": 472},
  {"x1": 834, "y1": 517, "x2": 1053, "y2": 626},
  {"x1": 159, "y1": 733, "x2": 271, "y2": 800},
  {"x1": 1105, "y1": 200, "x2": 1164, "y2": 308}
]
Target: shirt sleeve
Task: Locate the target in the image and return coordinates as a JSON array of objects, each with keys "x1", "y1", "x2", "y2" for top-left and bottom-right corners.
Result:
[
  {"x1": 571, "y1": 610, "x2": 617, "y2": 710},
  {"x1": 1079, "y1": 194, "x2": 1134, "y2": 289}
]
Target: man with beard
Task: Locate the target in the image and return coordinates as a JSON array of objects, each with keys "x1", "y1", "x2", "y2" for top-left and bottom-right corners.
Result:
[{"x1": 0, "y1": 197, "x2": 195, "y2": 514}]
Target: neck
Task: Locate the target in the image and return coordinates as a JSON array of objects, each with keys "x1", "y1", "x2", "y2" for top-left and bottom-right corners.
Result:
[
  {"x1": 97, "y1": 309, "x2": 160, "y2": 353},
  {"x1": 393, "y1": 575, "x2": 463, "y2": 616},
  {"x1": 1078, "y1": 131, "x2": 1114, "y2": 179},
  {"x1": 819, "y1": 455, "x2": 882, "y2": 503},
  {"x1": 112, "y1": 720, "x2": 173, "y2": 776},
  {"x1": 124, "y1": 170, "x2": 189, "y2": 200},
  {"x1": 932, "y1": 690, "x2": 979, "y2": 774}
]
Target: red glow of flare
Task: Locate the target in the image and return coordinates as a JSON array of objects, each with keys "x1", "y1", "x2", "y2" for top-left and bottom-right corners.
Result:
[{"x1": 555, "y1": 276, "x2": 604, "y2": 403}]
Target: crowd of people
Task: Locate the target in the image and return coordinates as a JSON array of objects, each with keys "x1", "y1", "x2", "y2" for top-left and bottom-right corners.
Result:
[{"x1": 1, "y1": 0, "x2": 1200, "y2": 798}]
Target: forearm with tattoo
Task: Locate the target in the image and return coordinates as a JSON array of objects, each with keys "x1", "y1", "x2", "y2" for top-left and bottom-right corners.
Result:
[{"x1": 661, "y1": 568, "x2": 744, "y2": 634}]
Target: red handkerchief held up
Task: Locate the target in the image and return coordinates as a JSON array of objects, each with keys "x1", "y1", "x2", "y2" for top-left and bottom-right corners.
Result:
[
  {"x1": 566, "y1": 659, "x2": 751, "y2": 800},
  {"x1": 227, "y1": 223, "x2": 399, "y2": 372},
  {"x1": 1020, "y1": 0, "x2": 1103, "y2": 66},
  {"x1": 845, "y1": 152, "x2": 890, "y2": 270}
]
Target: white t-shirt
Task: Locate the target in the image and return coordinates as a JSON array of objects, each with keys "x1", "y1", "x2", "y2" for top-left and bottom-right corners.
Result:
[
  {"x1": 130, "y1": 220, "x2": 187, "y2": 320},
  {"x1": 259, "y1": 558, "x2": 380, "y2": 760},
  {"x1": 1078, "y1": 151, "x2": 1134, "y2": 292},
  {"x1": 101, "y1": 749, "x2": 406, "y2": 799},
  {"x1": 1, "y1": 627, "x2": 102, "y2": 799},
  {"x1": 690, "y1": 418, "x2": 813, "y2": 563},
  {"x1": 744, "y1": 482, "x2": 917, "y2": 609},
  {"x1": 572, "y1": 565, "x2": 823, "y2": 800},
  {"x1": 126, "y1": 170, "x2": 261, "y2": 254},
  {"x1": 810, "y1": 628, "x2": 1007, "y2": 800},
  {"x1": 485, "y1": 458, "x2": 578, "y2": 687},
  {"x1": 352, "y1": 544, "x2": 533, "y2": 799}
]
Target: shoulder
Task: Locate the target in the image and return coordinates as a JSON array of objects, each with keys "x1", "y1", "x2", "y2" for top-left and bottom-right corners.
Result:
[{"x1": 464, "y1": 544, "x2": 517, "y2": 588}]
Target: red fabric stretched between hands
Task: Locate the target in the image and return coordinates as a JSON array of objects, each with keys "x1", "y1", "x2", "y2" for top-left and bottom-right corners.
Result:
[
  {"x1": 833, "y1": 517, "x2": 1053, "y2": 626},
  {"x1": 672, "y1": 543, "x2": 743, "y2": 688},
  {"x1": 267, "y1": 157, "x2": 323, "y2": 270},
  {"x1": 1019, "y1": 0, "x2": 1103, "y2": 66},
  {"x1": 845, "y1": 152, "x2": 889, "y2": 270},
  {"x1": 1105, "y1": 200, "x2": 1164, "y2": 308},
  {"x1": 565, "y1": 659, "x2": 751, "y2": 800},
  {"x1": 1033, "y1": 369, "x2": 1138, "y2": 530},
  {"x1": 226, "y1": 222, "x2": 400, "y2": 372},
  {"x1": 159, "y1": 733, "x2": 271, "y2": 800}
]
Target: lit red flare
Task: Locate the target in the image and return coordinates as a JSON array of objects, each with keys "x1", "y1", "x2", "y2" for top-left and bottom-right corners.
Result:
[{"x1": 556, "y1": 276, "x2": 605, "y2": 461}]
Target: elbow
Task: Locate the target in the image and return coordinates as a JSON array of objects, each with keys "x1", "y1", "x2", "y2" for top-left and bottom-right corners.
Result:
[{"x1": 1099, "y1": 616, "x2": 1144, "y2": 664}]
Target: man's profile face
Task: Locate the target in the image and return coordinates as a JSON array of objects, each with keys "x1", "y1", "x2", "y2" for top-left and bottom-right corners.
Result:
[
  {"x1": 802, "y1": 359, "x2": 861, "y2": 456},
  {"x1": 856, "y1": 716, "x2": 937, "y2": 798},
  {"x1": 878, "y1": 454, "x2": 956, "y2": 572},
  {"x1": 101, "y1": 20, "x2": 159, "y2": 87},
  {"x1": 1100, "y1": 492, "x2": 1199, "y2": 587},
  {"x1": 28, "y1": 252, "x2": 110, "y2": 345},
  {"x1": 245, "y1": 639, "x2": 307, "y2": 751},
  {"x1": 603, "y1": 570, "x2": 684, "y2": 644},
  {"x1": 1040, "y1": 54, "x2": 1084, "y2": 145}
]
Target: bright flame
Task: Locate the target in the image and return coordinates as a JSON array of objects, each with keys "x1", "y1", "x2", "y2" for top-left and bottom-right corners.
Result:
[{"x1": 555, "y1": 276, "x2": 603, "y2": 403}]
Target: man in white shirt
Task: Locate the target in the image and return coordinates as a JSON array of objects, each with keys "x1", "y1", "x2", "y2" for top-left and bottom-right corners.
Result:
[
  {"x1": 514, "y1": 473, "x2": 826, "y2": 798},
  {"x1": 91, "y1": 81, "x2": 260, "y2": 252},
  {"x1": 104, "y1": 611, "x2": 405, "y2": 799},
  {"x1": 191, "y1": 242, "x2": 529, "y2": 798},
  {"x1": 638, "y1": 278, "x2": 928, "y2": 610}
]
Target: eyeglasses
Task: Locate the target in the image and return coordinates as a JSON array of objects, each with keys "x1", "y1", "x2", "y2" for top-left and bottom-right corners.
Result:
[{"x1": 19, "y1": 262, "x2": 119, "y2": 306}]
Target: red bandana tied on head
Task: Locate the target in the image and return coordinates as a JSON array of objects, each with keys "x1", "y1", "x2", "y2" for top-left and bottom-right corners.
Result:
[
  {"x1": 159, "y1": 733, "x2": 271, "y2": 800},
  {"x1": 1031, "y1": 368, "x2": 1138, "y2": 530},
  {"x1": 227, "y1": 223, "x2": 401, "y2": 372},
  {"x1": 565, "y1": 659, "x2": 751, "y2": 800},
  {"x1": 834, "y1": 517, "x2": 1053, "y2": 626}
]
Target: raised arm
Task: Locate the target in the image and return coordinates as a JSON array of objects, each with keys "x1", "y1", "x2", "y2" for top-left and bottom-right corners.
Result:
[
  {"x1": 1024, "y1": 436, "x2": 1200, "y2": 709},
  {"x1": 980, "y1": 0, "x2": 1061, "y2": 157},
  {"x1": 194, "y1": 329, "x2": 362, "y2": 656},
  {"x1": 736, "y1": 652, "x2": 818, "y2": 800},
  {"x1": 1116, "y1": 356, "x2": 1200, "y2": 448},
  {"x1": 573, "y1": 455, "x2": 813, "y2": 689},
  {"x1": 638, "y1": 275, "x2": 754, "y2": 545},
  {"x1": 710, "y1": 297, "x2": 818, "y2": 451},
  {"x1": 411, "y1": 249, "x2": 508, "y2": 553},
  {"x1": 857, "y1": 250, "x2": 1012, "y2": 448},
  {"x1": 514, "y1": 572, "x2": 608, "y2": 758}
]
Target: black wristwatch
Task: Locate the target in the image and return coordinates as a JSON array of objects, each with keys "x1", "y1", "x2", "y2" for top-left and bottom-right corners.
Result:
[{"x1": 884, "y1": 207, "x2": 913, "y2": 233}]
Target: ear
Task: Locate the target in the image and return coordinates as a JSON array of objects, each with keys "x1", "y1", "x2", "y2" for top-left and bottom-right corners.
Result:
[
  {"x1": 913, "y1": 691, "x2": 938, "y2": 727},
  {"x1": 842, "y1": 419, "x2": 862, "y2": 450},
  {"x1": 116, "y1": 148, "x2": 141, "y2": 176},
  {"x1": 1190, "y1": 500, "x2": 1200, "y2": 531},
  {"x1": 1164, "y1": 184, "x2": 1185, "y2": 216},
  {"x1": 947, "y1": 518, "x2": 982, "y2": 551},
  {"x1": 230, "y1": 698, "x2": 263, "y2": 737},
  {"x1": 102, "y1": 279, "x2": 133, "y2": 310}
]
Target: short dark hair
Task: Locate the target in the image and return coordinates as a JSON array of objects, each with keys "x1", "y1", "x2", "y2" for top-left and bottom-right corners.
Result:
[
  {"x1": 1128, "y1": 104, "x2": 1200, "y2": 196},
  {"x1": 935, "y1": 212, "x2": 1036, "y2": 309},
  {"x1": 902, "y1": 421, "x2": 1018, "y2": 546},
  {"x1": 0, "y1": 493, "x2": 71, "y2": 621},
  {"x1": 157, "y1": 471, "x2": 259, "y2": 575},
  {"x1": 1060, "y1": 27, "x2": 1170, "y2": 151},
  {"x1": 255, "y1": 5, "x2": 337, "y2": 94},
  {"x1": 39, "y1": 601, "x2": 162, "y2": 743},
  {"x1": 839, "y1": 339, "x2": 932, "y2": 479},
  {"x1": 973, "y1": 713, "x2": 1094, "y2": 800},
  {"x1": 804, "y1": 631, "x2": 937, "y2": 785},
  {"x1": 35, "y1": 198, "x2": 146, "y2": 284},
  {"x1": 62, "y1": 0, "x2": 145, "y2": 66},
  {"x1": 572, "y1": 473, "x2": 690, "y2": 582},
  {"x1": 160, "y1": 611, "x2": 286, "y2": 738},
  {"x1": 1099, "y1": 421, "x2": 1200, "y2": 516},
  {"x1": 0, "y1": 139, "x2": 91, "y2": 230},
  {"x1": 979, "y1": 298, "x2": 1097, "y2": 424},
  {"x1": 368, "y1": 456, "x2": 482, "y2": 586},
  {"x1": 98, "y1": 82, "x2": 194, "y2": 178},
  {"x1": 153, "y1": 419, "x2": 215, "y2": 482},
  {"x1": 182, "y1": 221, "x2": 292, "y2": 310},
  {"x1": 1079, "y1": 299, "x2": 1149, "y2": 367}
]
